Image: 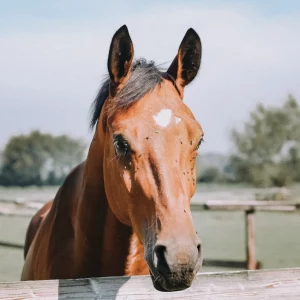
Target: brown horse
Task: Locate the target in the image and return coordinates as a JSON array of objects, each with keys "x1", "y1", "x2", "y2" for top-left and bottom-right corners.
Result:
[{"x1": 21, "y1": 25, "x2": 204, "y2": 292}]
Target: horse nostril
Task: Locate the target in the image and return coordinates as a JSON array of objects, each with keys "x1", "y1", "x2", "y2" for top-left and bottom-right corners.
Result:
[
  {"x1": 154, "y1": 244, "x2": 170, "y2": 274},
  {"x1": 154, "y1": 244, "x2": 167, "y2": 259},
  {"x1": 197, "y1": 243, "x2": 201, "y2": 255}
]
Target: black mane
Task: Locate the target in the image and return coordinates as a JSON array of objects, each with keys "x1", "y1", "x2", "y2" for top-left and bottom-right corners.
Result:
[{"x1": 90, "y1": 59, "x2": 163, "y2": 129}]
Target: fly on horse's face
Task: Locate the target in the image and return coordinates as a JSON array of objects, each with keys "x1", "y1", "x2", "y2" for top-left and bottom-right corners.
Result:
[{"x1": 98, "y1": 25, "x2": 203, "y2": 291}]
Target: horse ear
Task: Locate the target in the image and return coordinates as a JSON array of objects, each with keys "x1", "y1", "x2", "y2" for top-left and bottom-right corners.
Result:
[
  {"x1": 108, "y1": 25, "x2": 134, "y2": 92},
  {"x1": 167, "y1": 28, "x2": 201, "y2": 97}
]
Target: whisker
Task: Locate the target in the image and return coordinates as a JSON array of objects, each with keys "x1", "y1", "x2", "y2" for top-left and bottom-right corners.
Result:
[
  {"x1": 202, "y1": 260, "x2": 213, "y2": 267},
  {"x1": 108, "y1": 155, "x2": 118, "y2": 163},
  {"x1": 147, "y1": 218, "x2": 156, "y2": 231},
  {"x1": 153, "y1": 275, "x2": 162, "y2": 284}
]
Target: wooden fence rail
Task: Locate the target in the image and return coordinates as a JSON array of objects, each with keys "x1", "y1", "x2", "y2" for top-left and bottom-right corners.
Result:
[{"x1": 1, "y1": 267, "x2": 300, "y2": 299}]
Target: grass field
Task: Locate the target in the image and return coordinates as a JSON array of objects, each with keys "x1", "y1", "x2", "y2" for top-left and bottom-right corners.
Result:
[{"x1": 0, "y1": 184, "x2": 300, "y2": 282}]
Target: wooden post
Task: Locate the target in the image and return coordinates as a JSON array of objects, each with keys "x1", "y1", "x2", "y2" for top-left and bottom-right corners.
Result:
[{"x1": 245, "y1": 209, "x2": 258, "y2": 270}]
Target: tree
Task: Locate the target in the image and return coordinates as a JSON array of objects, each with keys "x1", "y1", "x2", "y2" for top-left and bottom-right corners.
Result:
[
  {"x1": 0, "y1": 131, "x2": 85, "y2": 186},
  {"x1": 230, "y1": 95, "x2": 300, "y2": 187},
  {"x1": 41, "y1": 134, "x2": 86, "y2": 185},
  {"x1": 198, "y1": 167, "x2": 220, "y2": 183}
]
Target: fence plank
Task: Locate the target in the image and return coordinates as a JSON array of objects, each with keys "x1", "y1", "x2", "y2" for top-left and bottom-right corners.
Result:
[
  {"x1": 191, "y1": 200, "x2": 300, "y2": 212},
  {"x1": 1, "y1": 199, "x2": 300, "y2": 218},
  {"x1": 1, "y1": 268, "x2": 300, "y2": 299}
]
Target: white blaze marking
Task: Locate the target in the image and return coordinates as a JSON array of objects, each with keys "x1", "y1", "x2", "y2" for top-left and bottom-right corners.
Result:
[
  {"x1": 174, "y1": 116, "x2": 181, "y2": 124},
  {"x1": 153, "y1": 109, "x2": 172, "y2": 128}
]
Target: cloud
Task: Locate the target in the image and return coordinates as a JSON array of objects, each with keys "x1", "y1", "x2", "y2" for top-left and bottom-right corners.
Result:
[{"x1": 0, "y1": 2, "x2": 299, "y2": 154}]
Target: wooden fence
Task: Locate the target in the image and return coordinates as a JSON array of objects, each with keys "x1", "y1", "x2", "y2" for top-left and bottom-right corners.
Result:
[
  {"x1": 0, "y1": 198, "x2": 300, "y2": 270},
  {"x1": 1, "y1": 267, "x2": 300, "y2": 299},
  {"x1": 192, "y1": 199, "x2": 300, "y2": 270}
]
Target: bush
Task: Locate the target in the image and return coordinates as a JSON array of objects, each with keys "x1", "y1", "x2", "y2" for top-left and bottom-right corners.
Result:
[
  {"x1": 0, "y1": 131, "x2": 85, "y2": 186},
  {"x1": 230, "y1": 95, "x2": 300, "y2": 187}
]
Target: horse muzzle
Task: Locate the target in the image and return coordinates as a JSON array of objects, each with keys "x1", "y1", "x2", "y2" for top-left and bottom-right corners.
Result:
[{"x1": 147, "y1": 239, "x2": 202, "y2": 291}]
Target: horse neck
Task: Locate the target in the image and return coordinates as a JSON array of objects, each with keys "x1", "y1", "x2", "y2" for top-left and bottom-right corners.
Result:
[{"x1": 74, "y1": 131, "x2": 132, "y2": 277}]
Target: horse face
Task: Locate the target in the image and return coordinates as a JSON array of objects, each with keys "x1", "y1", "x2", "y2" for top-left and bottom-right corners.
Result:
[{"x1": 101, "y1": 25, "x2": 203, "y2": 291}]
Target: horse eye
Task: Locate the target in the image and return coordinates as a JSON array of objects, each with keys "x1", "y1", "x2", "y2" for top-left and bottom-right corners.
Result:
[
  {"x1": 113, "y1": 135, "x2": 130, "y2": 156},
  {"x1": 196, "y1": 137, "x2": 204, "y2": 150}
]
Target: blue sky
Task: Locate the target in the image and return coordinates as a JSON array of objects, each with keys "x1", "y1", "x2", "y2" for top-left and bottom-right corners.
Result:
[
  {"x1": 1, "y1": 0, "x2": 300, "y2": 21},
  {"x1": 1, "y1": 0, "x2": 300, "y2": 33},
  {"x1": 0, "y1": 1, "x2": 300, "y2": 153}
]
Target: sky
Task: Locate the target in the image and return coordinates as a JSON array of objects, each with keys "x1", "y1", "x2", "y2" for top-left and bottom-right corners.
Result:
[{"x1": 0, "y1": 0, "x2": 299, "y2": 154}]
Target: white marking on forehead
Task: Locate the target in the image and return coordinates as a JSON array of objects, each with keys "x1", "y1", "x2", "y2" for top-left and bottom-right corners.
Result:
[
  {"x1": 153, "y1": 109, "x2": 172, "y2": 128},
  {"x1": 174, "y1": 116, "x2": 181, "y2": 124}
]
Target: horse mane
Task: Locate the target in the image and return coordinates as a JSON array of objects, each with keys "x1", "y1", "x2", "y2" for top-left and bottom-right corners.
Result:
[{"x1": 89, "y1": 59, "x2": 163, "y2": 129}]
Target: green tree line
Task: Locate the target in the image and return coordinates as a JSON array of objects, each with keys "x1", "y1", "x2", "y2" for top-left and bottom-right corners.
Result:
[
  {"x1": 198, "y1": 94, "x2": 300, "y2": 187},
  {"x1": 0, "y1": 131, "x2": 85, "y2": 186}
]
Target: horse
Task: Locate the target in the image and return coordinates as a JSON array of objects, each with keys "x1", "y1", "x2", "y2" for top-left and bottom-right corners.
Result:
[{"x1": 21, "y1": 24, "x2": 204, "y2": 292}]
